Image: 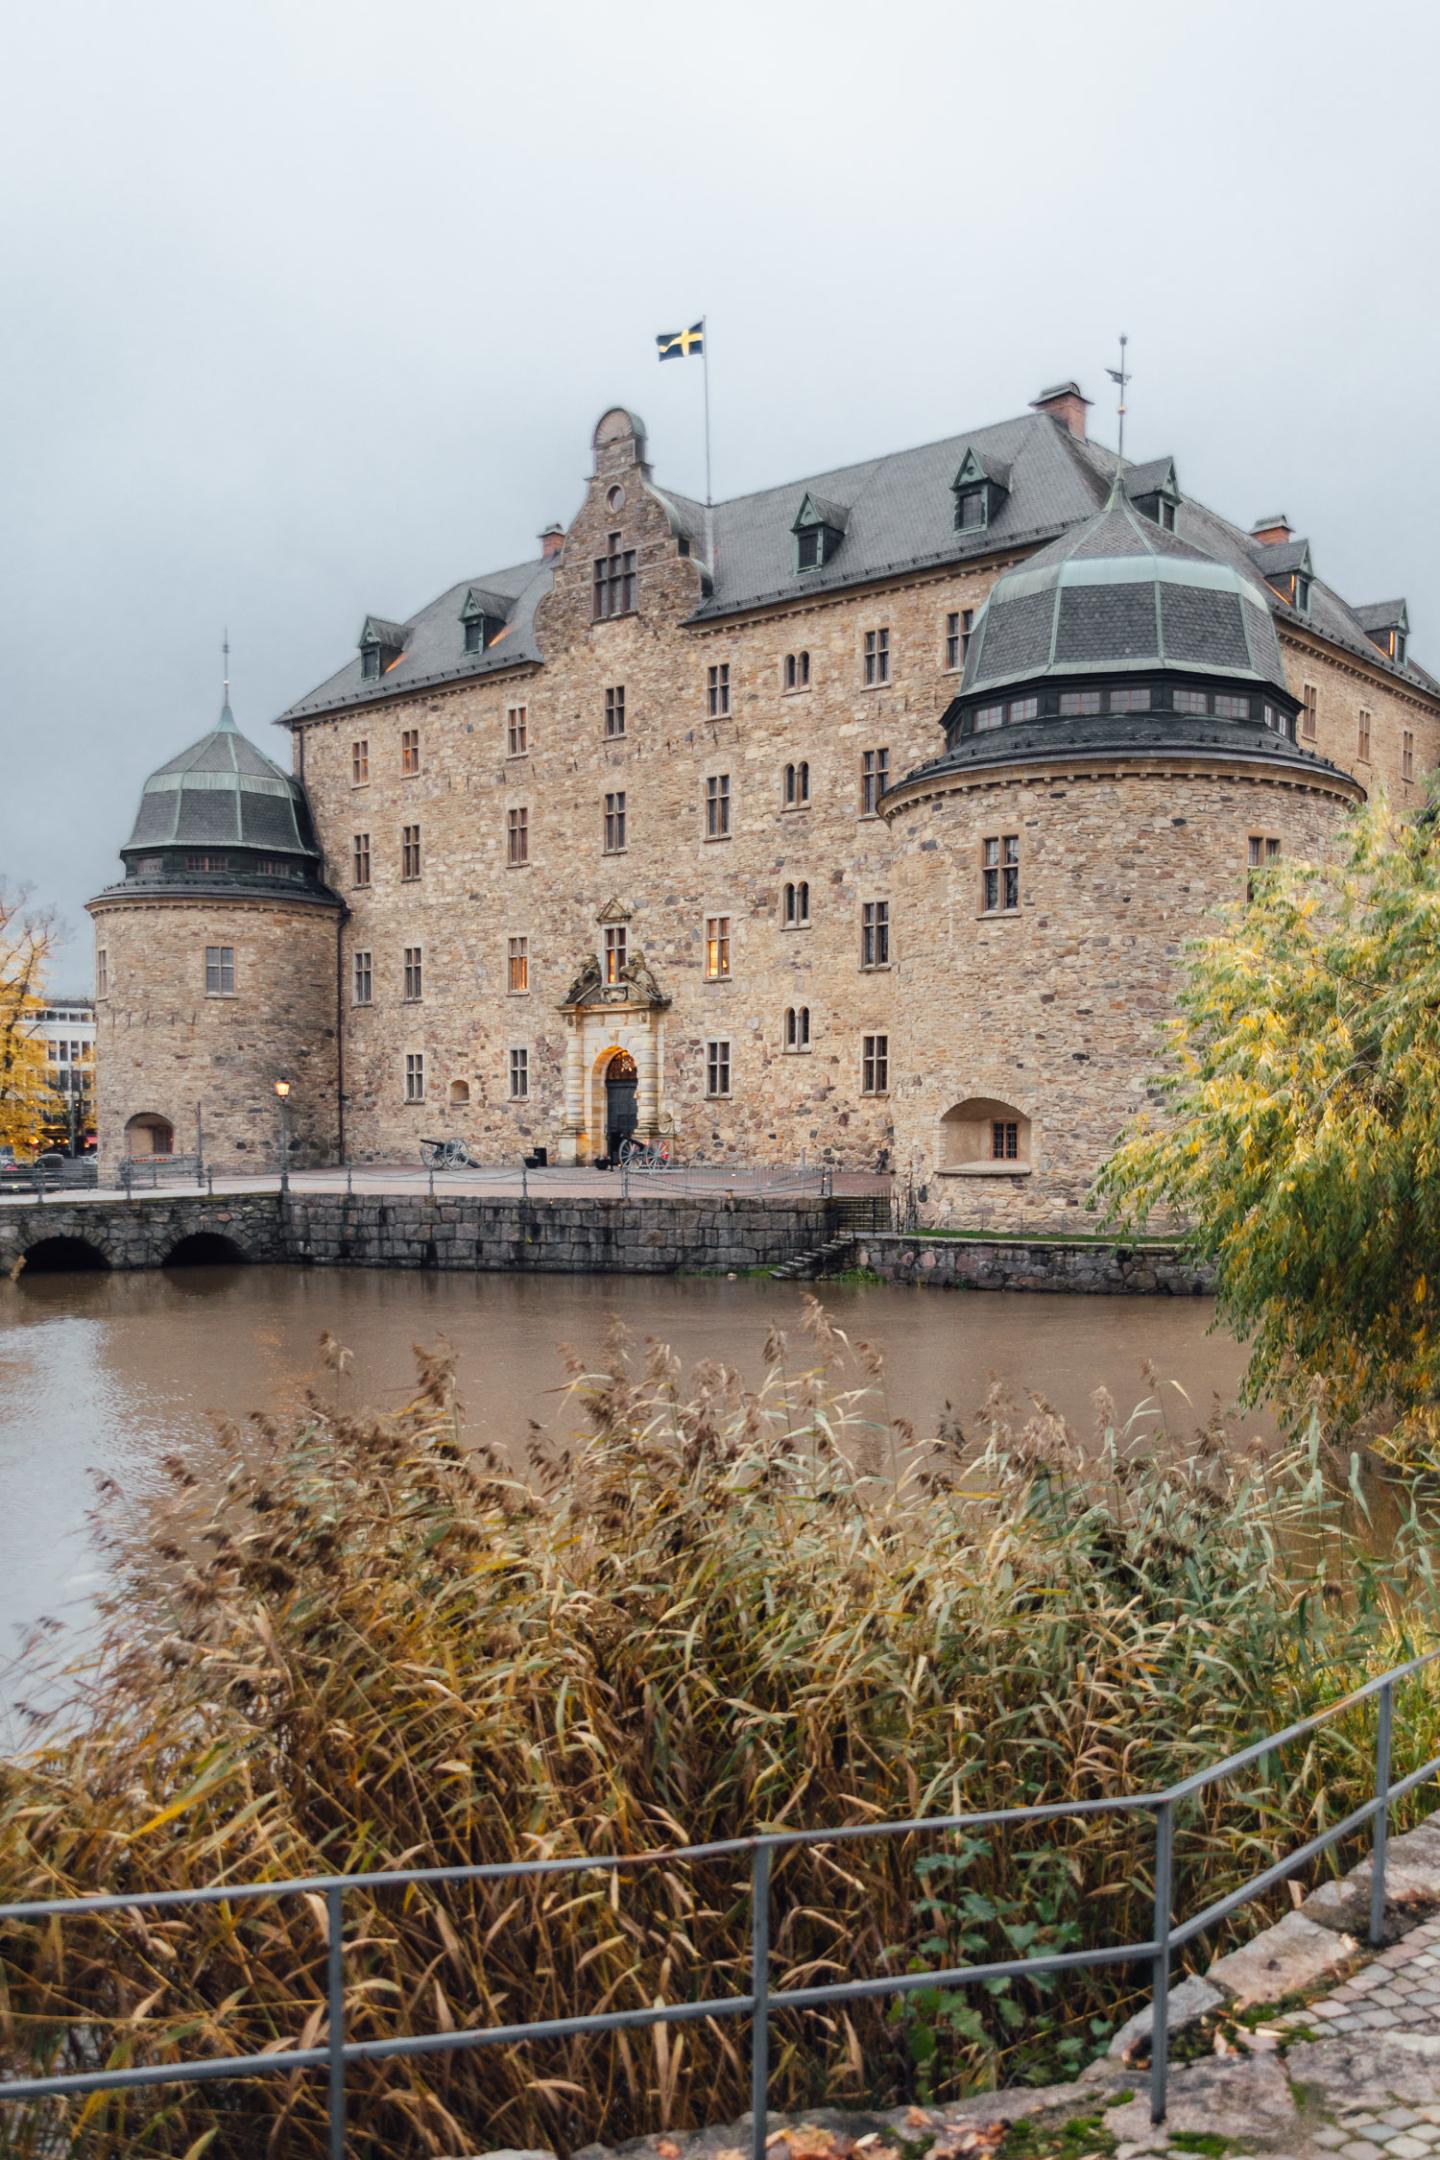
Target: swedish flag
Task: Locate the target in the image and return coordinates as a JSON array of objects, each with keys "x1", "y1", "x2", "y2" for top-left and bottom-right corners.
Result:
[{"x1": 656, "y1": 321, "x2": 704, "y2": 361}]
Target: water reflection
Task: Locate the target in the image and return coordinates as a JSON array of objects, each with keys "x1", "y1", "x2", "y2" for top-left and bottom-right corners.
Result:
[{"x1": 0, "y1": 1266, "x2": 1261, "y2": 1702}]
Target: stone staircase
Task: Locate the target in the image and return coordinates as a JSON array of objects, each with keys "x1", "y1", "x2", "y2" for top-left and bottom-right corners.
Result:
[{"x1": 771, "y1": 1230, "x2": 859, "y2": 1282}]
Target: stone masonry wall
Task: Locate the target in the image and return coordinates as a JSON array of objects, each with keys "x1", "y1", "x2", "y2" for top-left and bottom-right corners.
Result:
[
  {"x1": 850, "y1": 1230, "x2": 1213, "y2": 1295},
  {"x1": 88, "y1": 895, "x2": 342, "y2": 1174},
  {"x1": 884, "y1": 757, "x2": 1356, "y2": 1232}
]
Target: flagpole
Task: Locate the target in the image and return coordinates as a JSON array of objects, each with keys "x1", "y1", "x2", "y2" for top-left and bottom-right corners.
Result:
[{"x1": 702, "y1": 315, "x2": 712, "y2": 508}]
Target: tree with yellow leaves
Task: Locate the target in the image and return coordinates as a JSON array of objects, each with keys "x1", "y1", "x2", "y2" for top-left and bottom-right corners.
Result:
[
  {"x1": 1096, "y1": 796, "x2": 1440, "y2": 1459},
  {"x1": 0, "y1": 888, "x2": 55, "y2": 1157}
]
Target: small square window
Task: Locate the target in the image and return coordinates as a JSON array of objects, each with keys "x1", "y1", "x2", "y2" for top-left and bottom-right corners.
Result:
[
  {"x1": 862, "y1": 1034, "x2": 889, "y2": 1095},
  {"x1": 204, "y1": 944, "x2": 235, "y2": 995},
  {"x1": 508, "y1": 936, "x2": 529, "y2": 993},
  {"x1": 509, "y1": 1047, "x2": 529, "y2": 1099},
  {"x1": 705, "y1": 1039, "x2": 731, "y2": 1097},
  {"x1": 991, "y1": 1120, "x2": 1019, "y2": 1161}
]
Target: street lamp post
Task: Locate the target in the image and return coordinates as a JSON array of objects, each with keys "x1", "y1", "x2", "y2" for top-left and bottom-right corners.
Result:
[{"x1": 273, "y1": 1079, "x2": 292, "y2": 1195}]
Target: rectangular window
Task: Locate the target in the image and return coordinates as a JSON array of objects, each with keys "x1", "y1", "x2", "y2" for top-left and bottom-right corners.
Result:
[
  {"x1": 863, "y1": 626, "x2": 890, "y2": 686},
  {"x1": 403, "y1": 946, "x2": 423, "y2": 1001},
  {"x1": 861, "y1": 899, "x2": 890, "y2": 969},
  {"x1": 507, "y1": 705, "x2": 528, "y2": 757},
  {"x1": 353, "y1": 950, "x2": 372, "y2": 1005},
  {"x1": 945, "y1": 609, "x2": 975, "y2": 670},
  {"x1": 1172, "y1": 689, "x2": 1209, "y2": 716},
  {"x1": 508, "y1": 936, "x2": 529, "y2": 993},
  {"x1": 860, "y1": 747, "x2": 891, "y2": 814},
  {"x1": 1214, "y1": 694, "x2": 1251, "y2": 720},
  {"x1": 1247, "y1": 834, "x2": 1281, "y2": 899},
  {"x1": 705, "y1": 772, "x2": 731, "y2": 839},
  {"x1": 1109, "y1": 686, "x2": 1150, "y2": 713},
  {"x1": 405, "y1": 1051, "x2": 425, "y2": 1103},
  {"x1": 705, "y1": 915, "x2": 731, "y2": 980},
  {"x1": 605, "y1": 684, "x2": 626, "y2": 738},
  {"x1": 353, "y1": 833, "x2": 371, "y2": 886},
  {"x1": 603, "y1": 924, "x2": 628, "y2": 984},
  {"x1": 1357, "y1": 708, "x2": 1372, "y2": 761},
  {"x1": 1404, "y1": 729, "x2": 1416, "y2": 784},
  {"x1": 204, "y1": 945, "x2": 235, "y2": 995},
  {"x1": 862, "y1": 1034, "x2": 889, "y2": 1095},
  {"x1": 982, "y1": 835, "x2": 1020, "y2": 914},
  {"x1": 96, "y1": 949, "x2": 108, "y2": 998},
  {"x1": 352, "y1": 738, "x2": 369, "y2": 784},
  {"x1": 508, "y1": 807, "x2": 529, "y2": 865},
  {"x1": 401, "y1": 727, "x2": 420, "y2": 775},
  {"x1": 604, "y1": 790, "x2": 627, "y2": 853},
  {"x1": 509, "y1": 1047, "x2": 529, "y2": 1099},
  {"x1": 991, "y1": 1120, "x2": 1019, "y2": 1161},
  {"x1": 401, "y1": 824, "x2": 421, "y2": 879},
  {"x1": 593, "y1": 532, "x2": 637, "y2": 618},
  {"x1": 707, "y1": 662, "x2": 731, "y2": 717},
  {"x1": 1301, "y1": 682, "x2": 1318, "y2": 739},
  {"x1": 705, "y1": 1039, "x2": 731, "y2": 1097}
]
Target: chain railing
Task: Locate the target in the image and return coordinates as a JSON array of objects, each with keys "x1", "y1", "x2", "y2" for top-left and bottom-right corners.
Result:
[{"x1": 2, "y1": 1650, "x2": 1437, "y2": 2152}]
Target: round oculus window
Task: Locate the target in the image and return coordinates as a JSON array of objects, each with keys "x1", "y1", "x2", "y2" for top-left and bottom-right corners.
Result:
[{"x1": 606, "y1": 485, "x2": 625, "y2": 512}]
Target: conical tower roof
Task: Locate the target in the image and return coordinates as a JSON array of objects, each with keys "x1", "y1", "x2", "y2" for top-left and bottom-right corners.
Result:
[{"x1": 962, "y1": 483, "x2": 1286, "y2": 697}]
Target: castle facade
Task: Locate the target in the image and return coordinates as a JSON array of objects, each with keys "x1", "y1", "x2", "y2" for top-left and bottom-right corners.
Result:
[{"x1": 90, "y1": 384, "x2": 1436, "y2": 1227}]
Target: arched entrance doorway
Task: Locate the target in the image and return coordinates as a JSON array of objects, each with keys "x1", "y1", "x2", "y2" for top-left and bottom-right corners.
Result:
[
  {"x1": 125, "y1": 1113, "x2": 175, "y2": 1158},
  {"x1": 603, "y1": 1050, "x2": 638, "y2": 1161}
]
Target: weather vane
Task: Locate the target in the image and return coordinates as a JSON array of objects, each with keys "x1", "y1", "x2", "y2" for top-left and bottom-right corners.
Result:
[{"x1": 1106, "y1": 335, "x2": 1131, "y2": 464}]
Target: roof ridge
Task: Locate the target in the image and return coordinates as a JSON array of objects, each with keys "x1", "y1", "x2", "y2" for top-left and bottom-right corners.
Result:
[{"x1": 698, "y1": 409, "x2": 1043, "y2": 515}]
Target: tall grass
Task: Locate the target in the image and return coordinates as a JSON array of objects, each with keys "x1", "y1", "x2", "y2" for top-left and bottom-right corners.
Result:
[{"x1": 2, "y1": 1301, "x2": 1438, "y2": 2158}]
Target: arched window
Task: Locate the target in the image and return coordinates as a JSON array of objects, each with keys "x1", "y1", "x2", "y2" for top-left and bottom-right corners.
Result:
[
  {"x1": 124, "y1": 1113, "x2": 175, "y2": 1159},
  {"x1": 783, "y1": 651, "x2": 811, "y2": 693},
  {"x1": 939, "y1": 1096, "x2": 1032, "y2": 1173},
  {"x1": 782, "y1": 880, "x2": 811, "y2": 929},
  {"x1": 784, "y1": 1006, "x2": 810, "y2": 1052},
  {"x1": 783, "y1": 759, "x2": 810, "y2": 809},
  {"x1": 449, "y1": 1079, "x2": 471, "y2": 1105}
]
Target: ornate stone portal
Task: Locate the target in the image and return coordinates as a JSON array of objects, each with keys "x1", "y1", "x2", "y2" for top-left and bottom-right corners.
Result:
[{"x1": 558, "y1": 903, "x2": 670, "y2": 1164}]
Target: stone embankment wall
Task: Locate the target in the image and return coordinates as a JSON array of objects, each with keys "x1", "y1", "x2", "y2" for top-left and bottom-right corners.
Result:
[
  {"x1": 851, "y1": 1230, "x2": 1213, "y2": 1295},
  {"x1": 0, "y1": 1192, "x2": 829, "y2": 1276}
]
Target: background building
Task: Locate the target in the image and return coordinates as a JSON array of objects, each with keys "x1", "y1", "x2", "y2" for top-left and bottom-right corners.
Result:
[
  {"x1": 91, "y1": 383, "x2": 1440, "y2": 1221},
  {"x1": 33, "y1": 996, "x2": 95, "y2": 1152}
]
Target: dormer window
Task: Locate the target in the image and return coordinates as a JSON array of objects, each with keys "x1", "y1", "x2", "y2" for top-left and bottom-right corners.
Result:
[
  {"x1": 1134, "y1": 494, "x2": 1177, "y2": 530},
  {"x1": 791, "y1": 492, "x2": 848, "y2": 574},
  {"x1": 460, "y1": 586, "x2": 512, "y2": 654},
  {"x1": 1255, "y1": 539, "x2": 1313, "y2": 617},
  {"x1": 1125, "y1": 458, "x2": 1181, "y2": 532},
  {"x1": 951, "y1": 447, "x2": 1011, "y2": 534},
  {"x1": 358, "y1": 615, "x2": 407, "y2": 680},
  {"x1": 1359, "y1": 601, "x2": 1409, "y2": 667}
]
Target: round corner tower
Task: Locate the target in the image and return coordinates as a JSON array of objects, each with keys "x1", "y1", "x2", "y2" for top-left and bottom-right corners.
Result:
[
  {"x1": 882, "y1": 486, "x2": 1365, "y2": 1232},
  {"x1": 87, "y1": 698, "x2": 344, "y2": 1174}
]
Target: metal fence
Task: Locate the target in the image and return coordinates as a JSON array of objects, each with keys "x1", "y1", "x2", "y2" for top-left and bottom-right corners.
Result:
[
  {"x1": 2, "y1": 1650, "x2": 1437, "y2": 2153},
  {"x1": 0, "y1": 1160, "x2": 99, "y2": 1200}
]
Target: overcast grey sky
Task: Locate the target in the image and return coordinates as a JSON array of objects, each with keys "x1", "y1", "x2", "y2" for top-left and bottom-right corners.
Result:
[{"x1": 5, "y1": 0, "x2": 1438, "y2": 980}]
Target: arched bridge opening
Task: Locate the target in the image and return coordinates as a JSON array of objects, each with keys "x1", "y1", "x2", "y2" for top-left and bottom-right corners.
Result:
[
  {"x1": 162, "y1": 1231, "x2": 248, "y2": 1268},
  {"x1": 21, "y1": 1236, "x2": 111, "y2": 1275}
]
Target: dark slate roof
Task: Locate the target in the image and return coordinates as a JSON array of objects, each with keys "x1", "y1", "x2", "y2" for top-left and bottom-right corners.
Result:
[
  {"x1": 962, "y1": 486, "x2": 1287, "y2": 695},
  {"x1": 1356, "y1": 599, "x2": 1408, "y2": 632},
  {"x1": 282, "y1": 555, "x2": 550, "y2": 720},
  {"x1": 795, "y1": 491, "x2": 851, "y2": 530},
  {"x1": 360, "y1": 615, "x2": 410, "y2": 650},
  {"x1": 276, "y1": 404, "x2": 1435, "y2": 725},
  {"x1": 891, "y1": 707, "x2": 1363, "y2": 796},
  {"x1": 1122, "y1": 456, "x2": 1177, "y2": 500},
  {"x1": 1252, "y1": 538, "x2": 1313, "y2": 578},
  {"x1": 122, "y1": 703, "x2": 322, "y2": 860}
]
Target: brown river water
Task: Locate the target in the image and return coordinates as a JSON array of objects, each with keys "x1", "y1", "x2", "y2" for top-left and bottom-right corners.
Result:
[{"x1": 0, "y1": 1265, "x2": 1259, "y2": 1707}]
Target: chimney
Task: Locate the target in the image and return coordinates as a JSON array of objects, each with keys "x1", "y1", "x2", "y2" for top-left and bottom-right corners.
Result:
[
  {"x1": 1030, "y1": 380, "x2": 1092, "y2": 439},
  {"x1": 539, "y1": 523, "x2": 565, "y2": 561},
  {"x1": 1251, "y1": 515, "x2": 1292, "y2": 547}
]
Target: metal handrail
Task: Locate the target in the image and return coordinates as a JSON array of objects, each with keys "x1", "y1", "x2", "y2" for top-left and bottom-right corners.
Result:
[{"x1": 3, "y1": 1649, "x2": 1437, "y2": 2151}]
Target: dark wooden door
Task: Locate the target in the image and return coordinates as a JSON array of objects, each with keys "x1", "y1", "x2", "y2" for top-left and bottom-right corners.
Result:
[{"x1": 605, "y1": 1054, "x2": 638, "y2": 1158}]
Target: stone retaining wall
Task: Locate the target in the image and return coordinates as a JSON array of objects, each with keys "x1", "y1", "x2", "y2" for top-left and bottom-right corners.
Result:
[
  {"x1": 0, "y1": 1191, "x2": 829, "y2": 1276},
  {"x1": 850, "y1": 1229, "x2": 1213, "y2": 1295}
]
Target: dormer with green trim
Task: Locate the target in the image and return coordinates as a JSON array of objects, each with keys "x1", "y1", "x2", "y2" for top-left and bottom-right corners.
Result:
[
  {"x1": 1357, "y1": 599, "x2": 1409, "y2": 667},
  {"x1": 358, "y1": 616, "x2": 409, "y2": 682},
  {"x1": 1253, "y1": 537, "x2": 1314, "y2": 617},
  {"x1": 791, "y1": 492, "x2": 849, "y2": 573},
  {"x1": 1124, "y1": 456, "x2": 1182, "y2": 532},
  {"x1": 459, "y1": 586, "x2": 513, "y2": 655},
  {"x1": 951, "y1": 447, "x2": 1011, "y2": 533}
]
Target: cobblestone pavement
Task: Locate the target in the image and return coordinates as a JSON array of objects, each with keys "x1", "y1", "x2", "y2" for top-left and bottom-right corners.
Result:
[{"x1": 1273, "y1": 1915, "x2": 1440, "y2": 2159}]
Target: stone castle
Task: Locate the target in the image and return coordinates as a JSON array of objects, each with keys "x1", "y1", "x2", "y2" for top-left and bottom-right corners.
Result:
[{"x1": 89, "y1": 381, "x2": 1435, "y2": 1228}]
